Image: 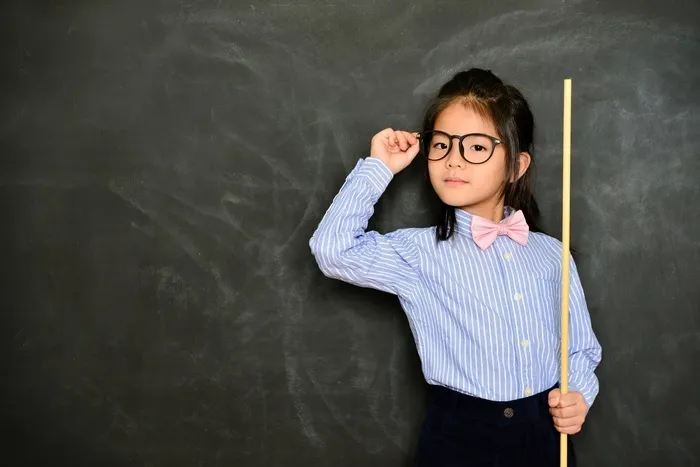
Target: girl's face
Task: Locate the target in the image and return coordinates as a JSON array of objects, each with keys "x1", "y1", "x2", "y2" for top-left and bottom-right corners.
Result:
[{"x1": 427, "y1": 102, "x2": 523, "y2": 220}]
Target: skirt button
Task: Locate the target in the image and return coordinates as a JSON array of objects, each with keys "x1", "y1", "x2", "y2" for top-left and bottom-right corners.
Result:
[{"x1": 503, "y1": 407, "x2": 514, "y2": 418}]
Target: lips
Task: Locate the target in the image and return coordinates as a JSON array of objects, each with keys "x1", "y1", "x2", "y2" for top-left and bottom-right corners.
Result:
[{"x1": 445, "y1": 176, "x2": 468, "y2": 185}]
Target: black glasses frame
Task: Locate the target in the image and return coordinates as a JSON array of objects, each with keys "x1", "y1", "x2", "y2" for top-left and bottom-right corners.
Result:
[{"x1": 417, "y1": 130, "x2": 502, "y2": 164}]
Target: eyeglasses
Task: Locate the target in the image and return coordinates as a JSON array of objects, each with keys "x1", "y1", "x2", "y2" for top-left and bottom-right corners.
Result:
[{"x1": 418, "y1": 130, "x2": 502, "y2": 164}]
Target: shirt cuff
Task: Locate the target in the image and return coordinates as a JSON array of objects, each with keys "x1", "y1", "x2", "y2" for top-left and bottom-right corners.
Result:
[
  {"x1": 353, "y1": 157, "x2": 394, "y2": 196},
  {"x1": 568, "y1": 378, "x2": 599, "y2": 410}
]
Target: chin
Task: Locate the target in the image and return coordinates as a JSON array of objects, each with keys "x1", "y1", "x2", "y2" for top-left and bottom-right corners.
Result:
[{"x1": 435, "y1": 190, "x2": 476, "y2": 208}]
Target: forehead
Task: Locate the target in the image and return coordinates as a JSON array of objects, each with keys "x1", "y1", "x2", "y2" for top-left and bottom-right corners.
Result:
[{"x1": 433, "y1": 102, "x2": 498, "y2": 135}]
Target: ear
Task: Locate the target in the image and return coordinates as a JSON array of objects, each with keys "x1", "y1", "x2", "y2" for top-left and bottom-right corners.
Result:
[{"x1": 512, "y1": 152, "x2": 531, "y2": 182}]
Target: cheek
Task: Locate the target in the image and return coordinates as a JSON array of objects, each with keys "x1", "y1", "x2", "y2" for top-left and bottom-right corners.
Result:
[
  {"x1": 478, "y1": 154, "x2": 508, "y2": 186},
  {"x1": 428, "y1": 162, "x2": 442, "y2": 183}
]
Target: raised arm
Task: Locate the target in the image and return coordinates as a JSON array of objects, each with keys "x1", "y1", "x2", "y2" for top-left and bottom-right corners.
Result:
[{"x1": 310, "y1": 129, "x2": 422, "y2": 297}]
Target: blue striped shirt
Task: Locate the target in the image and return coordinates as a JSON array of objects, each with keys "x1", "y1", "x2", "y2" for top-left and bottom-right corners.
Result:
[{"x1": 309, "y1": 157, "x2": 602, "y2": 408}]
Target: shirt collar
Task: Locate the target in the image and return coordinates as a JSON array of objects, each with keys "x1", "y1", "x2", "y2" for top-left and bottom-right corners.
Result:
[{"x1": 454, "y1": 206, "x2": 516, "y2": 239}]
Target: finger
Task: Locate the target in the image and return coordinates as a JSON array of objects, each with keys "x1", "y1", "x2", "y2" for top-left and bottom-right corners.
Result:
[
  {"x1": 405, "y1": 140, "x2": 420, "y2": 159},
  {"x1": 552, "y1": 415, "x2": 583, "y2": 427},
  {"x1": 553, "y1": 423, "x2": 581, "y2": 435},
  {"x1": 558, "y1": 393, "x2": 581, "y2": 408},
  {"x1": 549, "y1": 406, "x2": 579, "y2": 419},
  {"x1": 389, "y1": 134, "x2": 400, "y2": 149},
  {"x1": 381, "y1": 128, "x2": 397, "y2": 147},
  {"x1": 395, "y1": 131, "x2": 409, "y2": 151},
  {"x1": 558, "y1": 424, "x2": 582, "y2": 435},
  {"x1": 548, "y1": 389, "x2": 560, "y2": 408},
  {"x1": 552, "y1": 416, "x2": 566, "y2": 428},
  {"x1": 378, "y1": 127, "x2": 394, "y2": 138},
  {"x1": 399, "y1": 130, "x2": 417, "y2": 146}
]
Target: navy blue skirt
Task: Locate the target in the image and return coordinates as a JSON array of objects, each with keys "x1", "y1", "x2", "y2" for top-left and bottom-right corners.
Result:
[{"x1": 414, "y1": 384, "x2": 576, "y2": 467}]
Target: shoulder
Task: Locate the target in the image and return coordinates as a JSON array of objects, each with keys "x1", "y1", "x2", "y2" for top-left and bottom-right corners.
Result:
[
  {"x1": 528, "y1": 231, "x2": 565, "y2": 265},
  {"x1": 384, "y1": 226, "x2": 440, "y2": 254},
  {"x1": 527, "y1": 231, "x2": 580, "y2": 273},
  {"x1": 360, "y1": 226, "x2": 433, "y2": 267},
  {"x1": 386, "y1": 226, "x2": 435, "y2": 244},
  {"x1": 529, "y1": 231, "x2": 563, "y2": 252}
]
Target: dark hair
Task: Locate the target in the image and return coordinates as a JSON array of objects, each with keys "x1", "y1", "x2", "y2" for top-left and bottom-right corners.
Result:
[{"x1": 421, "y1": 68, "x2": 542, "y2": 241}]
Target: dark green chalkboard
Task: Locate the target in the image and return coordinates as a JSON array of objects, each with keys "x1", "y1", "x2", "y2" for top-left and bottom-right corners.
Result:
[{"x1": 2, "y1": 1, "x2": 699, "y2": 466}]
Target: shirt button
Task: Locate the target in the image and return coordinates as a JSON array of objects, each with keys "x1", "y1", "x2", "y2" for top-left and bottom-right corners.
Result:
[
  {"x1": 524, "y1": 387, "x2": 533, "y2": 396},
  {"x1": 513, "y1": 293, "x2": 523, "y2": 302},
  {"x1": 503, "y1": 252, "x2": 513, "y2": 261},
  {"x1": 521, "y1": 339, "x2": 530, "y2": 348}
]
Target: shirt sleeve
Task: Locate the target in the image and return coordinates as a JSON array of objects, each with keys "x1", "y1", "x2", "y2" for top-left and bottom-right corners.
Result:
[
  {"x1": 309, "y1": 157, "x2": 420, "y2": 297},
  {"x1": 566, "y1": 257, "x2": 603, "y2": 409}
]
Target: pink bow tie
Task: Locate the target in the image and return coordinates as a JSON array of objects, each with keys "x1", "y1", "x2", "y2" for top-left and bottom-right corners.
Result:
[{"x1": 471, "y1": 210, "x2": 529, "y2": 251}]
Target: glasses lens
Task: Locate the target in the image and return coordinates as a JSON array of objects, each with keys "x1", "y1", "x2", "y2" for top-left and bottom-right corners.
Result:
[
  {"x1": 422, "y1": 131, "x2": 451, "y2": 160},
  {"x1": 462, "y1": 134, "x2": 495, "y2": 163}
]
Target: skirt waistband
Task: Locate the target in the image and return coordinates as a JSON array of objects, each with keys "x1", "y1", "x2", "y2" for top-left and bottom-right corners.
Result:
[{"x1": 426, "y1": 384, "x2": 557, "y2": 425}]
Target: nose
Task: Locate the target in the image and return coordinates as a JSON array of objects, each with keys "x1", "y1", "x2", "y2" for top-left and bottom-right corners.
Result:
[{"x1": 445, "y1": 140, "x2": 464, "y2": 168}]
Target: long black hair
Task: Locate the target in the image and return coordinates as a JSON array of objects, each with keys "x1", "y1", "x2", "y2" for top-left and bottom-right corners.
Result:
[{"x1": 421, "y1": 68, "x2": 542, "y2": 241}]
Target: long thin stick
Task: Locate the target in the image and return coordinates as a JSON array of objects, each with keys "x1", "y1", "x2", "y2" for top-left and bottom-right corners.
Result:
[{"x1": 560, "y1": 78, "x2": 572, "y2": 467}]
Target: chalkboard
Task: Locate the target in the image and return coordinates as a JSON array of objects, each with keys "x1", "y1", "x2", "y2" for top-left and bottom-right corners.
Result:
[{"x1": 2, "y1": 1, "x2": 699, "y2": 466}]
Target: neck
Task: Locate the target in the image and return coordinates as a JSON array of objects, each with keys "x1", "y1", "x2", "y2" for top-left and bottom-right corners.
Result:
[{"x1": 458, "y1": 198, "x2": 506, "y2": 223}]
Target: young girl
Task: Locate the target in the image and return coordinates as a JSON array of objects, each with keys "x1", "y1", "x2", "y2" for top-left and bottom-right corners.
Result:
[{"x1": 309, "y1": 68, "x2": 601, "y2": 466}]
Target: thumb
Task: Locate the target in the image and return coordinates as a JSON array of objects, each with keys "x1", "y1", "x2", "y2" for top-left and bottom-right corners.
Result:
[{"x1": 548, "y1": 388, "x2": 561, "y2": 407}]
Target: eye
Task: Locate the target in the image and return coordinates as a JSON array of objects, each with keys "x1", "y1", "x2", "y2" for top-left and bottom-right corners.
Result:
[
  {"x1": 433, "y1": 143, "x2": 448, "y2": 149},
  {"x1": 470, "y1": 144, "x2": 487, "y2": 152}
]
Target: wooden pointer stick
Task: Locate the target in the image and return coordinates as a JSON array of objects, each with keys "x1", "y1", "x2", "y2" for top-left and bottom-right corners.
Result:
[{"x1": 560, "y1": 78, "x2": 572, "y2": 467}]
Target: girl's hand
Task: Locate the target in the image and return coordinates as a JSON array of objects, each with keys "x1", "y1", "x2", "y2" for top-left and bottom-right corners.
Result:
[
  {"x1": 548, "y1": 389, "x2": 588, "y2": 435},
  {"x1": 370, "y1": 128, "x2": 420, "y2": 175}
]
